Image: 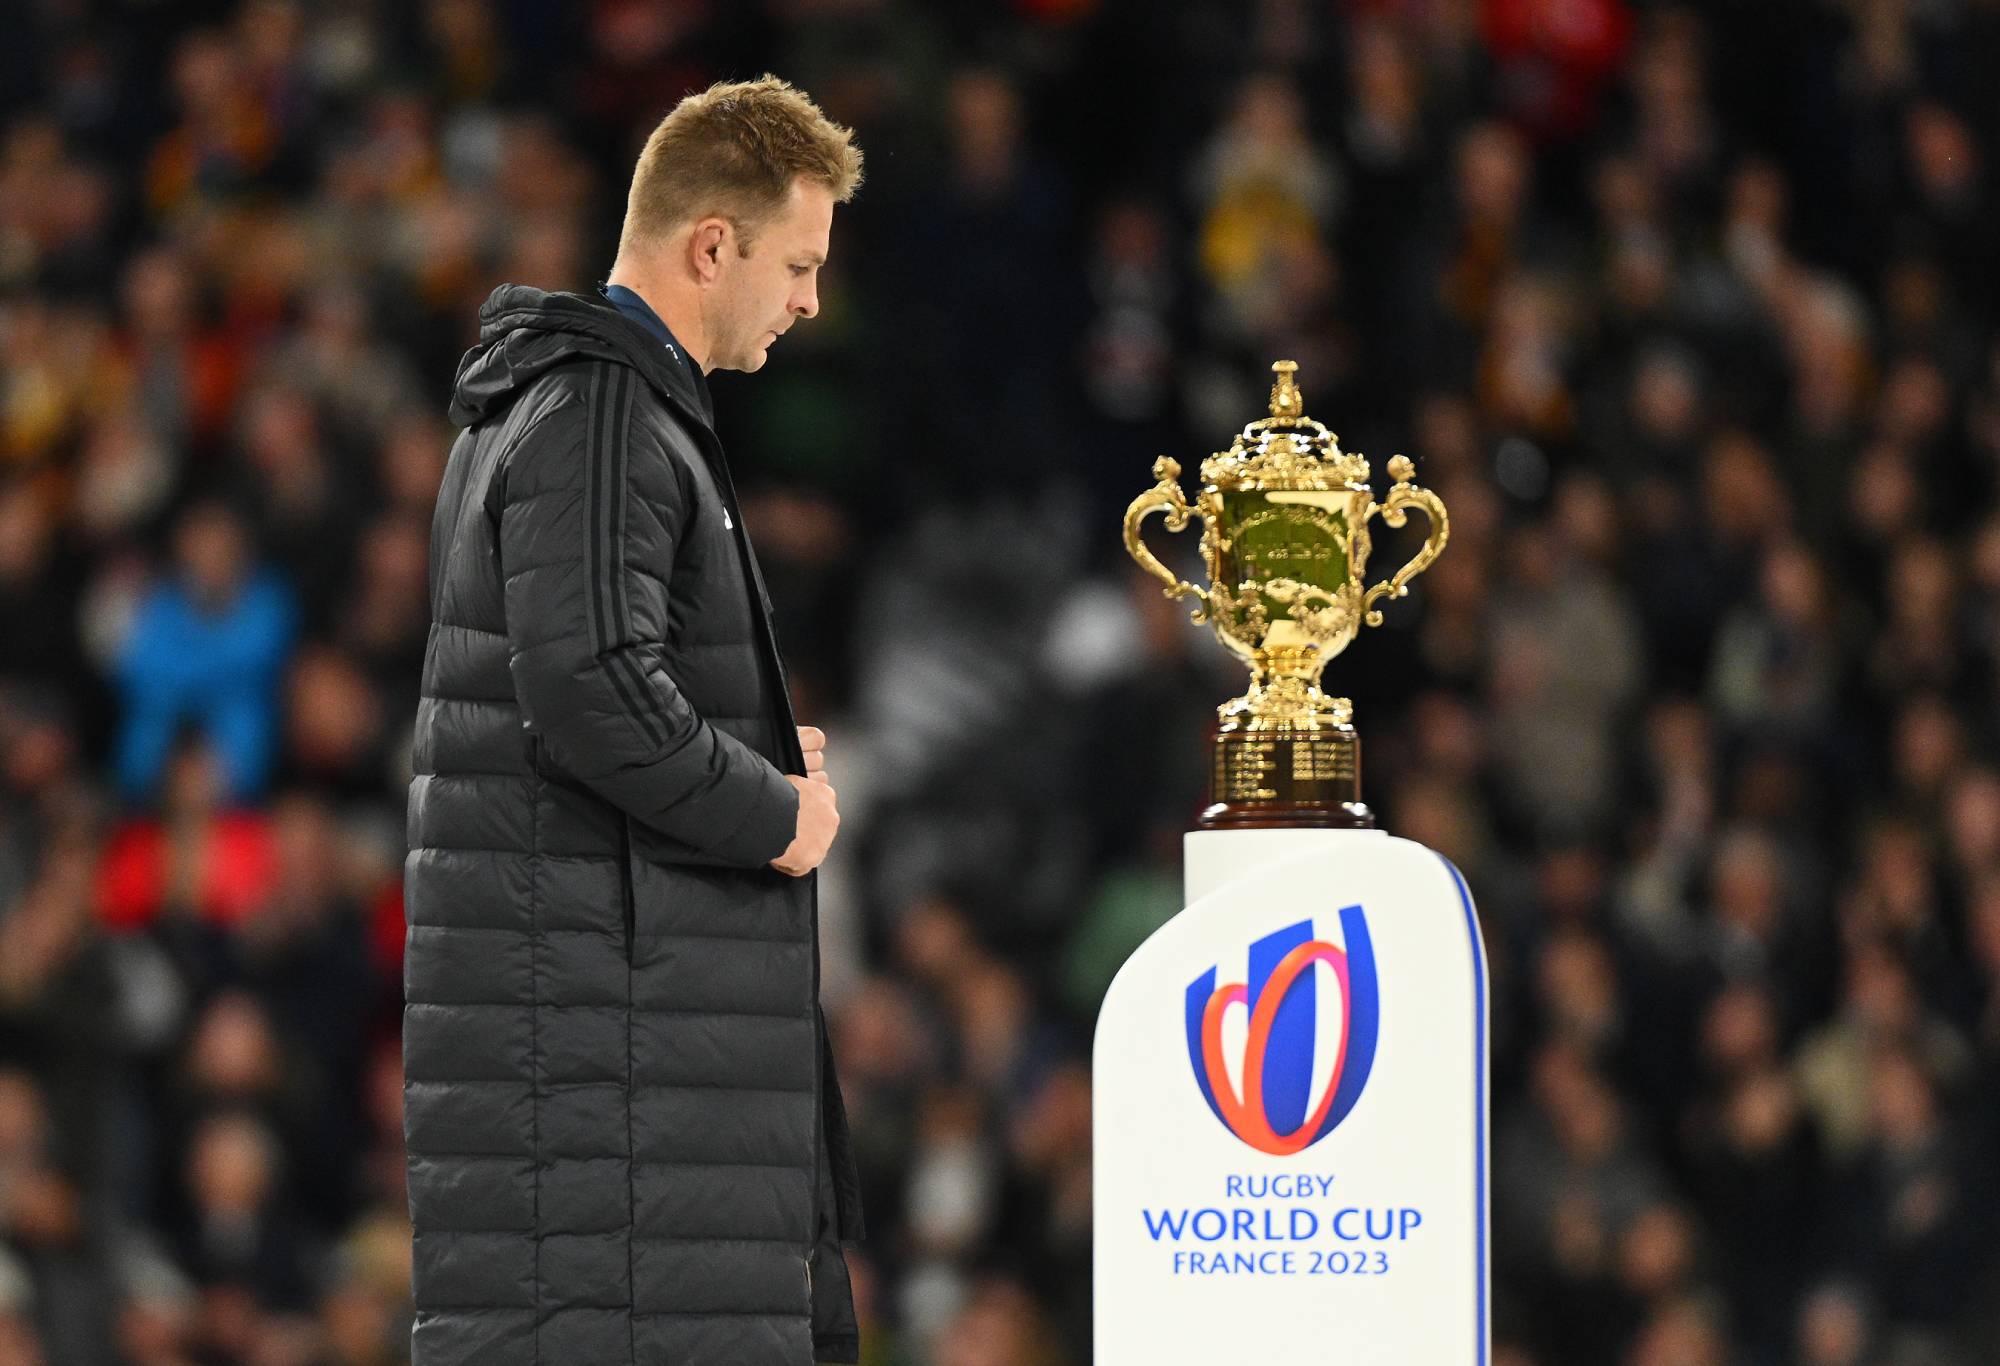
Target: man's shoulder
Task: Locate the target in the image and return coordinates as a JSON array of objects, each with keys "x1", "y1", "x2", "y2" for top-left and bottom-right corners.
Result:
[
  {"x1": 504, "y1": 358, "x2": 703, "y2": 458},
  {"x1": 493, "y1": 359, "x2": 710, "y2": 510}
]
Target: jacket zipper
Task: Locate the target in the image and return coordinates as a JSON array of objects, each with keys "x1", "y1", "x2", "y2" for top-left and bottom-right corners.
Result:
[
  {"x1": 806, "y1": 870, "x2": 824, "y2": 1291},
  {"x1": 701, "y1": 419, "x2": 822, "y2": 1293},
  {"x1": 619, "y1": 816, "x2": 637, "y2": 962}
]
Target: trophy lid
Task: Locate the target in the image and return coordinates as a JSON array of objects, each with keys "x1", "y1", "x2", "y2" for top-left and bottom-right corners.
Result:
[{"x1": 1201, "y1": 360, "x2": 1371, "y2": 493}]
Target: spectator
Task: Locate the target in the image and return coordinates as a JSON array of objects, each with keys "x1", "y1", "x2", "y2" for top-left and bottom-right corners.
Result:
[
  {"x1": 110, "y1": 502, "x2": 296, "y2": 805},
  {"x1": 96, "y1": 737, "x2": 276, "y2": 939}
]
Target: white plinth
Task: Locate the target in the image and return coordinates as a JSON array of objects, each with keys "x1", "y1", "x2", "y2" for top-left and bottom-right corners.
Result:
[{"x1": 1093, "y1": 827, "x2": 1490, "y2": 1363}]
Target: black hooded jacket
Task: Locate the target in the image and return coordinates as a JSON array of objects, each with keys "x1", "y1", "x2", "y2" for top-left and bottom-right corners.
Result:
[{"x1": 405, "y1": 284, "x2": 863, "y2": 1364}]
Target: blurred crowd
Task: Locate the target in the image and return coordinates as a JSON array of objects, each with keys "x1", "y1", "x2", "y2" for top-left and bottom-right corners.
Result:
[{"x1": 1, "y1": 0, "x2": 1998, "y2": 1362}]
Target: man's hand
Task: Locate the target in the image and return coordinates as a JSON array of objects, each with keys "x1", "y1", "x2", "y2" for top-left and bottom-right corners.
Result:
[
  {"x1": 771, "y1": 727, "x2": 836, "y2": 875},
  {"x1": 798, "y1": 726, "x2": 829, "y2": 784}
]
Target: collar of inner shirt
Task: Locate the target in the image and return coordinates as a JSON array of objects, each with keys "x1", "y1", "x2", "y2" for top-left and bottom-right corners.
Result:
[
  {"x1": 599, "y1": 281, "x2": 694, "y2": 373},
  {"x1": 597, "y1": 280, "x2": 716, "y2": 427}
]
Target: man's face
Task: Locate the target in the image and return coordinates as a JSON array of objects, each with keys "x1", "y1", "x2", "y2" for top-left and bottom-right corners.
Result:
[
  {"x1": 707, "y1": 178, "x2": 834, "y2": 373},
  {"x1": 174, "y1": 506, "x2": 248, "y2": 604}
]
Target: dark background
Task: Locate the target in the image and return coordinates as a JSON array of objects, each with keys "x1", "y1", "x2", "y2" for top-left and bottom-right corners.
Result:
[{"x1": 1, "y1": 0, "x2": 1998, "y2": 1362}]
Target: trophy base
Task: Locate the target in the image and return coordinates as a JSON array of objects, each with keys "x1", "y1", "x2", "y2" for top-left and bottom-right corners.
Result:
[
  {"x1": 1196, "y1": 799, "x2": 1376, "y2": 830},
  {"x1": 1197, "y1": 725, "x2": 1375, "y2": 830}
]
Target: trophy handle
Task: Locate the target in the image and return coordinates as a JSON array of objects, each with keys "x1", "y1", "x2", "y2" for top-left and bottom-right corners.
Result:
[
  {"x1": 1361, "y1": 457, "x2": 1450, "y2": 628},
  {"x1": 1122, "y1": 457, "x2": 1210, "y2": 621}
]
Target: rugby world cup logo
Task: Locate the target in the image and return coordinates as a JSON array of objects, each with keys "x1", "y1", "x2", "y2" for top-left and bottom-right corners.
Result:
[{"x1": 1184, "y1": 906, "x2": 1380, "y2": 1156}]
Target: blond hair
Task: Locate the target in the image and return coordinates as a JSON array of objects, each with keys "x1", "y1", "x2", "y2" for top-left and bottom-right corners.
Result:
[{"x1": 619, "y1": 74, "x2": 863, "y2": 256}]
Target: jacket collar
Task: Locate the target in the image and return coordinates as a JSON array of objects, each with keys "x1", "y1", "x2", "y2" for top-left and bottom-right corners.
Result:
[
  {"x1": 462, "y1": 284, "x2": 718, "y2": 441},
  {"x1": 598, "y1": 282, "x2": 715, "y2": 428}
]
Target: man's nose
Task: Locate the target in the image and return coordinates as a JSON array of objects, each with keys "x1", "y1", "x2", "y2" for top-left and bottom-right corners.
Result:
[{"x1": 793, "y1": 285, "x2": 819, "y2": 319}]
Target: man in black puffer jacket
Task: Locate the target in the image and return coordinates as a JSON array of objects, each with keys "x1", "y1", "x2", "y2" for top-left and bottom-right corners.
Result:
[{"x1": 404, "y1": 77, "x2": 866, "y2": 1364}]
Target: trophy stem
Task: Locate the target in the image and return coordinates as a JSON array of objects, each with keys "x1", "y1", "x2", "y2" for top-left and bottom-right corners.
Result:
[{"x1": 1197, "y1": 695, "x2": 1375, "y2": 830}]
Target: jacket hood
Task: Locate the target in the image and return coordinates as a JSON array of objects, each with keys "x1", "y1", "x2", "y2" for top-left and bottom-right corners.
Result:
[{"x1": 448, "y1": 284, "x2": 708, "y2": 430}]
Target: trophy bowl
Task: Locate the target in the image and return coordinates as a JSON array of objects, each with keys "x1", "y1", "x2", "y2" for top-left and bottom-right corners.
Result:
[{"x1": 1123, "y1": 361, "x2": 1449, "y2": 827}]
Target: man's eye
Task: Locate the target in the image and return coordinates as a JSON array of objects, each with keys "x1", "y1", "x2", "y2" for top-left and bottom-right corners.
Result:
[{"x1": 790, "y1": 265, "x2": 808, "y2": 276}]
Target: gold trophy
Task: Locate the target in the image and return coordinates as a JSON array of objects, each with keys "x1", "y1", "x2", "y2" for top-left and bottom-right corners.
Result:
[{"x1": 1123, "y1": 361, "x2": 1449, "y2": 827}]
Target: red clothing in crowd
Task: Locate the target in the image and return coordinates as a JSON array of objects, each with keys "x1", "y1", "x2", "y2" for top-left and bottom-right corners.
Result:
[{"x1": 95, "y1": 811, "x2": 279, "y2": 932}]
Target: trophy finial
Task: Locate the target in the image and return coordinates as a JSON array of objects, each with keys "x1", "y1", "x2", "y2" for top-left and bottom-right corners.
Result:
[{"x1": 1269, "y1": 360, "x2": 1303, "y2": 420}]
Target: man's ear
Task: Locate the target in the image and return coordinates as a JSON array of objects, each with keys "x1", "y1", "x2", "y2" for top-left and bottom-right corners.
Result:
[{"x1": 688, "y1": 218, "x2": 731, "y2": 283}]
